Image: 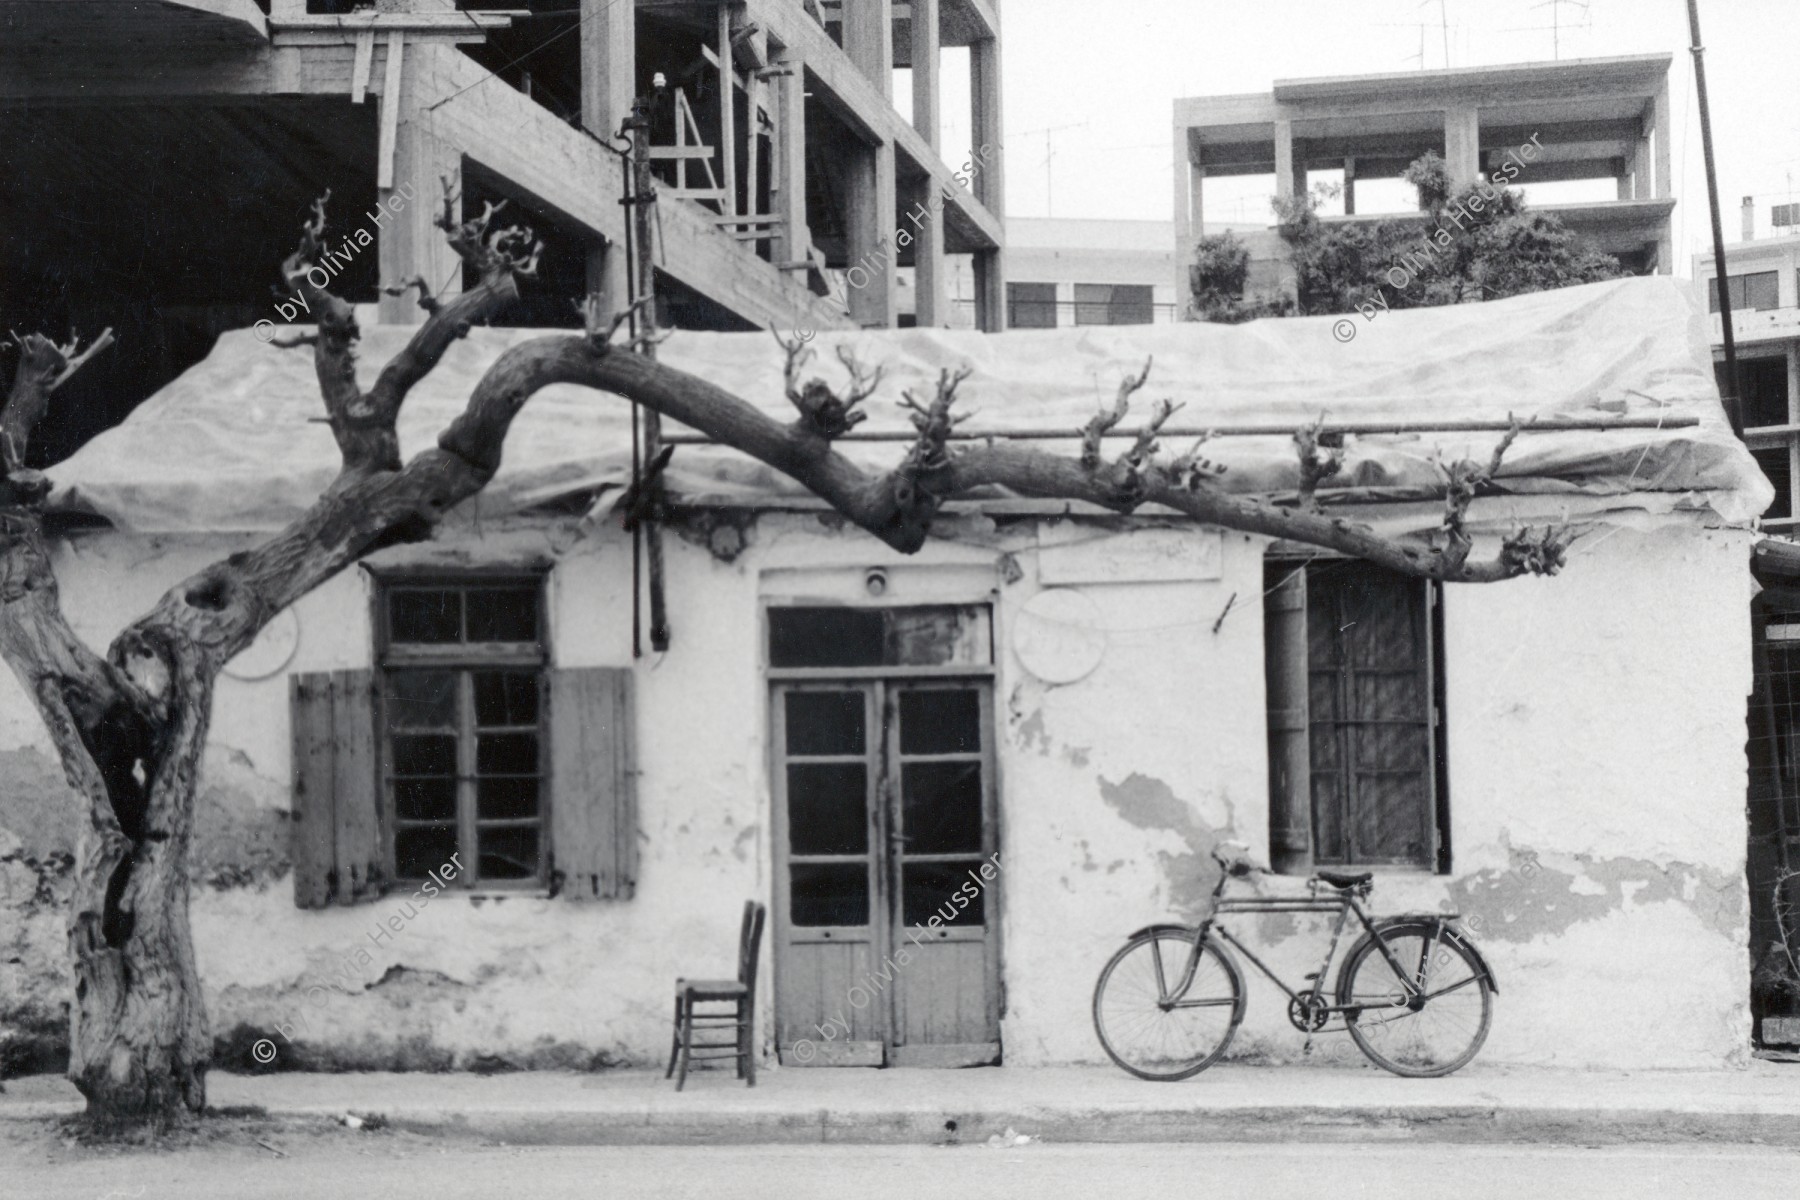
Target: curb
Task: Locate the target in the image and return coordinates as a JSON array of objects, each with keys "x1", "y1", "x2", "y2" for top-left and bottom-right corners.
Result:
[{"x1": 353, "y1": 1104, "x2": 1800, "y2": 1147}]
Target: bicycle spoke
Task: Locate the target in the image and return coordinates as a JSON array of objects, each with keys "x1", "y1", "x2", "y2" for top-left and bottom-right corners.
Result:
[{"x1": 1094, "y1": 931, "x2": 1240, "y2": 1080}]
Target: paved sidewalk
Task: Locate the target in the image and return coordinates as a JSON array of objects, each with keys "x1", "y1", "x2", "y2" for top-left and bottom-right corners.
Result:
[{"x1": 5, "y1": 1061, "x2": 1799, "y2": 1145}]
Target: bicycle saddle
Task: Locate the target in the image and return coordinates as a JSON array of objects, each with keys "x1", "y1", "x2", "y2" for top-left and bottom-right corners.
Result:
[{"x1": 1314, "y1": 870, "x2": 1373, "y2": 889}]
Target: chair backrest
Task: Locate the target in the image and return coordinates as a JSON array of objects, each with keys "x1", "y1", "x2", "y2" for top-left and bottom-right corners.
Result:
[{"x1": 737, "y1": 900, "x2": 768, "y2": 989}]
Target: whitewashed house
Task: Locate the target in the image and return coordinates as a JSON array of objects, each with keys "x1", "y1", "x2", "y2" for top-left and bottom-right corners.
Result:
[{"x1": 0, "y1": 277, "x2": 1770, "y2": 1076}]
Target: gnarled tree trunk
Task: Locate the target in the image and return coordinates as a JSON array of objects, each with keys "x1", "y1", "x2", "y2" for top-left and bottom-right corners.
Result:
[{"x1": 1, "y1": 191, "x2": 1565, "y2": 1126}]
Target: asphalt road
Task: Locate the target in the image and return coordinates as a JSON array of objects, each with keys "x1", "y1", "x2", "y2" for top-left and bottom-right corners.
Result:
[{"x1": 12, "y1": 1137, "x2": 1800, "y2": 1200}]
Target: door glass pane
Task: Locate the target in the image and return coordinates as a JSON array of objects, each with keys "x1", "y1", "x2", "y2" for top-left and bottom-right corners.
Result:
[
  {"x1": 898, "y1": 689, "x2": 980, "y2": 754},
  {"x1": 769, "y1": 608, "x2": 885, "y2": 667},
  {"x1": 901, "y1": 761, "x2": 984, "y2": 854},
  {"x1": 477, "y1": 732, "x2": 539, "y2": 775},
  {"x1": 785, "y1": 691, "x2": 865, "y2": 755},
  {"x1": 902, "y1": 860, "x2": 988, "y2": 927},
  {"x1": 388, "y1": 670, "x2": 456, "y2": 728},
  {"x1": 790, "y1": 863, "x2": 869, "y2": 925},
  {"x1": 787, "y1": 763, "x2": 868, "y2": 854}
]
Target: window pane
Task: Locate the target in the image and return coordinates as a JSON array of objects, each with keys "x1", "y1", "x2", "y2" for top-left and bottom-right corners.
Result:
[
  {"x1": 1747, "y1": 271, "x2": 1780, "y2": 312},
  {"x1": 396, "y1": 777, "x2": 456, "y2": 822},
  {"x1": 464, "y1": 587, "x2": 539, "y2": 643},
  {"x1": 898, "y1": 689, "x2": 980, "y2": 754},
  {"x1": 901, "y1": 761, "x2": 984, "y2": 854},
  {"x1": 785, "y1": 691, "x2": 865, "y2": 755},
  {"x1": 789, "y1": 862, "x2": 869, "y2": 925},
  {"x1": 393, "y1": 734, "x2": 455, "y2": 776},
  {"x1": 477, "y1": 732, "x2": 539, "y2": 775},
  {"x1": 388, "y1": 670, "x2": 457, "y2": 729},
  {"x1": 1741, "y1": 358, "x2": 1790, "y2": 429},
  {"x1": 902, "y1": 860, "x2": 987, "y2": 927},
  {"x1": 474, "y1": 671, "x2": 538, "y2": 727},
  {"x1": 479, "y1": 825, "x2": 539, "y2": 880},
  {"x1": 768, "y1": 606, "x2": 991, "y2": 668},
  {"x1": 390, "y1": 590, "x2": 460, "y2": 643},
  {"x1": 478, "y1": 777, "x2": 539, "y2": 820},
  {"x1": 1007, "y1": 282, "x2": 1057, "y2": 328},
  {"x1": 396, "y1": 824, "x2": 458, "y2": 879},
  {"x1": 769, "y1": 607, "x2": 885, "y2": 667},
  {"x1": 1754, "y1": 447, "x2": 1793, "y2": 520},
  {"x1": 786, "y1": 763, "x2": 868, "y2": 854}
]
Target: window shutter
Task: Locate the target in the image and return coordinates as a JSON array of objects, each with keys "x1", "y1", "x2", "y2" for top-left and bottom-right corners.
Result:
[
  {"x1": 549, "y1": 667, "x2": 637, "y2": 900},
  {"x1": 290, "y1": 670, "x2": 385, "y2": 908},
  {"x1": 1263, "y1": 564, "x2": 1312, "y2": 874}
]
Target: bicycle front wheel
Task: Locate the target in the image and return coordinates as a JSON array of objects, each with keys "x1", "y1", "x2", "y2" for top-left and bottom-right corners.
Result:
[
  {"x1": 1093, "y1": 928, "x2": 1243, "y2": 1081},
  {"x1": 1340, "y1": 921, "x2": 1492, "y2": 1077}
]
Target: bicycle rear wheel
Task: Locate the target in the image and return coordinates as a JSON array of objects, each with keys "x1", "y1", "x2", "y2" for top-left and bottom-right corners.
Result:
[
  {"x1": 1093, "y1": 928, "x2": 1243, "y2": 1081},
  {"x1": 1339, "y1": 921, "x2": 1492, "y2": 1077}
]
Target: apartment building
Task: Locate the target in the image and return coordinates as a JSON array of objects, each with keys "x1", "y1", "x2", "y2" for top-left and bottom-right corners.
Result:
[
  {"x1": 0, "y1": 0, "x2": 1006, "y2": 455},
  {"x1": 1171, "y1": 54, "x2": 1676, "y2": 312}
]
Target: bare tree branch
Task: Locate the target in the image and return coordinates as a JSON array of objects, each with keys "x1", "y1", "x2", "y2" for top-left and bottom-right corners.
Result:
[
  {"x1": 775, "y1": 331, "x2": 884, "y2": 439},
  {"x1": 1081, "y1": 358, "x2": 1152, "y2": 470},
  {"x1": 1293, "y1": 415, "x2": 1344, "y2": 512}
]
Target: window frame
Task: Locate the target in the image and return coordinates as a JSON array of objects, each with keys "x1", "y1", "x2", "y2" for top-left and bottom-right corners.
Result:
[
  {"x1": 371, "y1": 567, "x2": 552, "y2": 892},
  {"x1": 1709, "y1": 269, "x2": 1781, "y2": 314},
  {"x1": 1268, "y1": 555, "x2": 1451, "y2": 874}
]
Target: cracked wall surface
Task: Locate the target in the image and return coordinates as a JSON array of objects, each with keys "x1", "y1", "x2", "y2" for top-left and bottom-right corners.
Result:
[{"x1": 0, "y1": 515, "x2": 1758, "y2": 1075}]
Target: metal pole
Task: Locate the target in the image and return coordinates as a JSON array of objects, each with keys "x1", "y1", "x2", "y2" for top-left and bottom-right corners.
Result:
[
  {"x1": 1689, "y1": 0, "x2": 1745, "y2": 439},
  {"x1": 630, "y1": 85, "x2": 672, "y2": 652}
]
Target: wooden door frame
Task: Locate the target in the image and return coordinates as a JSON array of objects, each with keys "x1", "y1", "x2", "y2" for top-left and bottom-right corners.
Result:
[{"x1": 764, "y1": 606, "x2": 1002, "y2": 1067}]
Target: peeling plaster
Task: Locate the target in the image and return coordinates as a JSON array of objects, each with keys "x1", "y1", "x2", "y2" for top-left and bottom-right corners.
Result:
[
  {"x1": 1098, "y1": 773, "x2": 1225, "y2": 921},
  {"x1": 1448, "y1": 848, "x2": 1745, "y2": 943}
]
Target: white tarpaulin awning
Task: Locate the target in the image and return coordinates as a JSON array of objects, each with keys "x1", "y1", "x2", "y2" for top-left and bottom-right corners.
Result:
[{"x1": 46, "y1": 276, "x2": 1770, "y2": 533}]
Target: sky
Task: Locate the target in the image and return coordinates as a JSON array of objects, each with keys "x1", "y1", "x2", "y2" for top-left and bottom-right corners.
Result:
[{"x1": 953, "y1": 0, "x2": 1800, "y2": 276}]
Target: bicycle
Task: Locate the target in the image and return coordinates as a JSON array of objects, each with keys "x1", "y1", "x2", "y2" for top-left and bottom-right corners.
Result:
[{"x1": 1092, "y1": 841, "x2": 1497, "y2": 1080}]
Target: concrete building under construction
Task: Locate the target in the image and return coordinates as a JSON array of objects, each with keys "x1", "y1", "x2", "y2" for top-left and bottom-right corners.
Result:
[
  {"x1": 0, "y1": 0, "x2": 1006, "y2": 458},
  {"x1": 1170, "y1": 54, "x2": 1675, "y2": 313}
]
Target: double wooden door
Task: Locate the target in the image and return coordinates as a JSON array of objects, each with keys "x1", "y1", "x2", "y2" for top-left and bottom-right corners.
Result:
[{"x1": 772, "y1": 678, "x2": 1000, "y2": 1067}]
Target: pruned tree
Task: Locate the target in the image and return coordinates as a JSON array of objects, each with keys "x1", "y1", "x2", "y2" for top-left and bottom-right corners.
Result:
[
  {"x1": 1190, "y1": 151, "x2": 1624, "y2": 322},
  {"x1": 1, "y1": 188, "x2": 1569, "y2": 1128}
]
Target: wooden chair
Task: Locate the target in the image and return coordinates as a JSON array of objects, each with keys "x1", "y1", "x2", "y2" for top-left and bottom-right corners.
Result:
[{"x1": 666, "y1": 900, "x2": 767, "y2": 1090}]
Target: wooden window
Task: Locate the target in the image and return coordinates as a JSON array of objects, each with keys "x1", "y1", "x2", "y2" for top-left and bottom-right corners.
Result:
[
  {"x1": 1265, "y1": 560, "x2": 1447, "y2": 872},
  {"x1": 290, "y1": 573, "x2": 637, "y2": 906}
]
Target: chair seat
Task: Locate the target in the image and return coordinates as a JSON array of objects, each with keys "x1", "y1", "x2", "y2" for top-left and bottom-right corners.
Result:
[{"x1": 677, "y1": 978, "x2": 748, "y2": 997}]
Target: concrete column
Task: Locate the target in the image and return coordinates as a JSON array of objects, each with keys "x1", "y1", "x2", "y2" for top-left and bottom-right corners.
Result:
[
  {"x1": 1652, "y1": 81, "x2": 1672, "y2": 199},
  {"x1": 379, "y1": 111, "x2": 462, "y2": 324},
  {"x1": 910, "y1": 178, "x2": 945, "y2": 327},
  {"x1": 580, "y1": 0, "x2": 635, "y2": 313},
  {"x1": 1173, "y1": 125, "x2": 1194, "y2": 316},
  {"x1": 970, "y1": 12, "x2": 1005, "y2": 330},
  {"x1": 773, "y1": 49, "x2": 810, "y2": 267},
  {"x1": 1343, "y1": 156, "x2": 1356, "y2": 215},
  {"x1": 842, "y1": 0, "x2": 894, "y2": 102},
  {"x1": 911, "y1": 0, "x2": 940, "y2": 146},
  {"x1": 1443, "y1": 105, "x2": 1480, "y2": 189},
  {"x1": 847, "y1": 139, "x2": 897, "y2": 326},
  {"x1": 1273, "y1": 119, "x2": 1296, "y2": 203},
  {"x1": 1617, "y1": 152, "x2": 1634, "y2": 201}
]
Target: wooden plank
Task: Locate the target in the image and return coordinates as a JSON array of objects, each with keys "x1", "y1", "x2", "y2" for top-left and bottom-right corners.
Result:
[
  {"x1": 376, "y1": 30, "x2": 405, "y2": 189},
  {"x1": 351, "y1": 30, "x2": 374, "y2": 104},
  {"x1": 549, "y1": 667, "x2": 636, "y2": 899},
  {"x1": 290, "y1": 674, "x2": 337, "y2": 910},
  {"x1": 329, "y1": 669, "x2": 382, "y2": 904},
  {"x1": 718, "y1": 3, "x2": 738, "y2": 225},
  {"x1": 649, "y1": 146, "x2": 718, "y2": 160}
]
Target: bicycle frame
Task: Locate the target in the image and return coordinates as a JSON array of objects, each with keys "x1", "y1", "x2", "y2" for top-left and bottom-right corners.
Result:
[{"x1": 1157, "y1": 871, "x2": 1449, "y2": 1021}]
